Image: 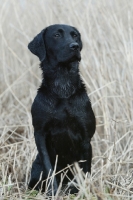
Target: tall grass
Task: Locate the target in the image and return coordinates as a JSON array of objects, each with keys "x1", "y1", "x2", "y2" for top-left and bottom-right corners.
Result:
[{"x1": 0, "y1": 0, "x2": 133, "y2": 199}]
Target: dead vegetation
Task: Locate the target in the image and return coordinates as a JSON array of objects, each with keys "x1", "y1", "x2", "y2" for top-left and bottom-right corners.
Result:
[{"x1": 0, "y1": 0, "x2": 133, "y2": 199}]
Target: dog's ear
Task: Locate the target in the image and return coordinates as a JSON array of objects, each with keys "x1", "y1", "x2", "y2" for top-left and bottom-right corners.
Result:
[{"x1": 28, "y1": 28, "x2": 47, "y2": 62}]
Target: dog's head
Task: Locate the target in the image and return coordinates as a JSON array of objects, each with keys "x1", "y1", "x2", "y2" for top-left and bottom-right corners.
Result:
[{"x1": 28, "y1": 24, "x2": 82, "y2": 64}]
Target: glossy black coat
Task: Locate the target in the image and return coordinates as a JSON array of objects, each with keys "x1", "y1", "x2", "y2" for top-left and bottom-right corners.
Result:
[{"x1": 28, "y1": 24, "x2": 96, "y2": 194}]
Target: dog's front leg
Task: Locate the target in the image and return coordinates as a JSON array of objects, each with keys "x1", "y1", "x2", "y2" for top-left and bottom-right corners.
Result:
[
  {"x1": 34, "y1": 129, "x2": 58, "y2": 194},
  {"x1": 81, "y1": 142, "x2": 92, "y2": 174}
]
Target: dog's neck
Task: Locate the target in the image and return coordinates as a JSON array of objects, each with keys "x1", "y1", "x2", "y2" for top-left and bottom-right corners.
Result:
[{"x1": 40, "y1": 60, "x2": 82, "y2": 98}]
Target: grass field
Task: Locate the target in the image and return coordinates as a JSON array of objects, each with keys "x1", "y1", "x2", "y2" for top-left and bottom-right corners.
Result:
[{"x1": 0, "y1": 0, "x2": 133, "y2": 199}]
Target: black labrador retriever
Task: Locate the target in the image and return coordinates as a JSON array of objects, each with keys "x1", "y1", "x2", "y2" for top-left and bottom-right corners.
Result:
[{"x1": 28, "y1": 24, "x2": 96, "y2": 194}]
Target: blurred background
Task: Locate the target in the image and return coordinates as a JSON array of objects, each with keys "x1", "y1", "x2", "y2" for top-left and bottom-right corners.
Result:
[{"x1": 0, "y1": 0, "x2": 133, "y2": 199}]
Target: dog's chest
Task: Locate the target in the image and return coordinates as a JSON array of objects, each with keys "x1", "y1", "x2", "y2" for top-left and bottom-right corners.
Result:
[
  {"x1": 51, "y1": 98, "x2": 86, "y2": 127},
  {"x1": 41, "y1": 91, "x2": 95, "y2": 164},
  {"x1": 46, "y1": 97, "x2": 87, "y2": 145}
]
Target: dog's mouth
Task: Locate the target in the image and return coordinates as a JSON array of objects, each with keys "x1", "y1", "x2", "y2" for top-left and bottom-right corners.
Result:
[
  {"x1": 63, "y1": 51, "x2": 81, "y2": 64},
  {"x1": 57, "y1": 49, "x2": 81, "y2": 66},
  {"x1": 71, "y1": 50, "x2": 81, "y2": 60},
  {"x1": 67, "y1": 55, "x2": 81, "y2": 63}
]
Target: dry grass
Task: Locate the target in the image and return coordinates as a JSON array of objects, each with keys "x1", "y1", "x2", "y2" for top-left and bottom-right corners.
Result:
[{"x1": 0, "y1": 0, "x2": 133, "y2": 199}]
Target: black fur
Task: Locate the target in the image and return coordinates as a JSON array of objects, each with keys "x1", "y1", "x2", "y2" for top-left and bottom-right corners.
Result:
[{"x1": 28, "y1": 24, "x2": 96, "y2": 195}]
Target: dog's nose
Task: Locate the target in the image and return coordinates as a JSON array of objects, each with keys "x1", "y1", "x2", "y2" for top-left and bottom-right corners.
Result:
[{"x1": 69, "y1": 43, "x2": 79, "y2": 51}]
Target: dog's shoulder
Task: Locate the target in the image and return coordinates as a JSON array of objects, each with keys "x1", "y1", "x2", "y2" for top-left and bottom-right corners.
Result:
[
  {"x1": 32, "y1": 90, "x2": 54, "y2": 111},
  {"x1": 31, "y1": 90, "x2": 55, "y2": 127}
]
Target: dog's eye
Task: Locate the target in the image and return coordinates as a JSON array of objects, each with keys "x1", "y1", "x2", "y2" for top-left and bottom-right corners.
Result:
[
  {"x1": 54, "y1": 33, "x2": 61, "y2": 38},
  {"x1": 73, "y1": 33, "x2": 78, "y2": 38}
]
